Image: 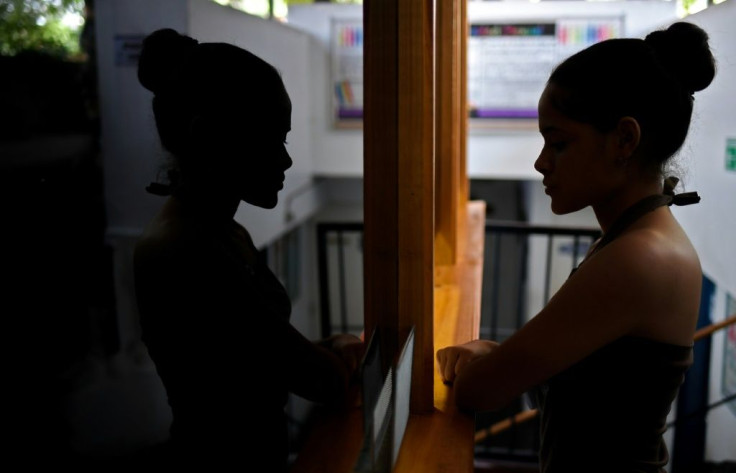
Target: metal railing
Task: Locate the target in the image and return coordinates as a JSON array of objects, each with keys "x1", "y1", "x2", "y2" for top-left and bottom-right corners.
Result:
[
  {"x1": 315, "y1": 219, "x2": 601, "y2": 465},
  {"x1": 474, "y1": 221, "x2": 601, "y2": 464},
  {"x1": 480, "y1": 220, "x2": 601, "y2": 342},
  {"x1": 316, "y1": 222, "x2": 366, "y2": 338},
  {"x1": 316, "y1": 219, "x2": 601, "y2": 340},
  {"x1": 315, "y1": 220, "x2": 735, "y2": 469}
]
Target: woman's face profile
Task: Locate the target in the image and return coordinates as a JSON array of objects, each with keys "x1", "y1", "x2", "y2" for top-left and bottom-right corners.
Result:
[
  {"x1": 215, "y1": 86, "x2": 293, "y2": 209},
  {"x1": 534, "y1": 83, "x2": 619, "y2": 215}
]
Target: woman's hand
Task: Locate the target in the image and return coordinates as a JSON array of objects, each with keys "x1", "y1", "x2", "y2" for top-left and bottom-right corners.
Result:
[
  {"x1": 436, "y1": 339, "x2": 499, "y2": 384},
  {"x1": 323, "y1": 334, "x2": 365, "y2": 376}
]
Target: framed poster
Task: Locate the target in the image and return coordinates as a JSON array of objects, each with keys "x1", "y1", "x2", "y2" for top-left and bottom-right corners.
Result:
[
  {"x1": 328, "y1": 16, "x2": 623, "y2": 129},
  {"x1": 468, "y1": 18, "x2": 624, "y2": 129},
  {"x1": 330, "y1": 18, "x2": 364, "y2": 127}
]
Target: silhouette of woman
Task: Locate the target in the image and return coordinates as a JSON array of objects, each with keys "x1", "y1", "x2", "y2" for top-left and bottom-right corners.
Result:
[{"x1": 134, "y1": 28, "x2": 363, "y2": 471}]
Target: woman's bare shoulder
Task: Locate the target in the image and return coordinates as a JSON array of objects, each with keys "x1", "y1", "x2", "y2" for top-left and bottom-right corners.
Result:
[
  {"x1": 610, "y1": 214, "x2": 700, "y2": 284},
  {"x1": 134, "y1": 205, "x2": 190, "y2": 269},
  {"x1": 594, "y1": 216, "x2": 701, "y2": 343}
]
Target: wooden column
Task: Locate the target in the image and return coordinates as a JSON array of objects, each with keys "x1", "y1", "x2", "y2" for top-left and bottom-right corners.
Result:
[
  {"x1": 435, "y1": 0, "x2": 468, "y2": 266},
  {"x1": 364, "y1": 0, "x2": 436, "y2": 413},
  {"x1": 290, "y1": 3, "x2": 478, "y2": 470},
  {"x1": 458, "y1": 0, "x2": 469, "y2": 254}
]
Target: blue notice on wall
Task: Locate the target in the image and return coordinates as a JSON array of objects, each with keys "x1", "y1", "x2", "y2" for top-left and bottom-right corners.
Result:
[{"x1": 115, "y1": 34, "x2": 145, "y2": 67}]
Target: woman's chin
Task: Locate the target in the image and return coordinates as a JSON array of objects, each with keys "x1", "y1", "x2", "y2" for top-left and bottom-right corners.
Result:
[
  {"x1": 251, "y1": 199, "x2": 278, "y2": 209},
  {"x1": 241, "y1": 184, "x2": 283, "y2": 209},
  {"x1": 550, "y1": 200, "x2": 585, "y2": 215},
  {"x1": 549, "y1": 197, "x2": 568, "y2": 215},
  {"x1": 244, "y1": 195, "x2": 278, "y2": 209}
]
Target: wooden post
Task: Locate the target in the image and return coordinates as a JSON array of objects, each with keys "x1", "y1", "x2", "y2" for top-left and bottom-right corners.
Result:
[
  {"x1": 364, "y1": 0, "x2": 436, "y2": 413},
  {"x1": 458, "y1": 0, "x2": 469, "y2": 252},
  {"x1": 435, "y1": 0, "x2": 468, "y2": 266}
]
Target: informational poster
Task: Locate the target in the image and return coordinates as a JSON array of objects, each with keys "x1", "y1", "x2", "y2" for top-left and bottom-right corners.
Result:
[
  {"x1": 723, "y1": 293, "x2": 736, "y2": 416},
  {"x1": 331, "y1": 18, "x2": 363, "y2": 127},
  {"x1": 468, "y1": 18, "x2": 623, "y2": 125},
  {"x1": 329, "y1": 17, "x2": 622, "y2": 128}
]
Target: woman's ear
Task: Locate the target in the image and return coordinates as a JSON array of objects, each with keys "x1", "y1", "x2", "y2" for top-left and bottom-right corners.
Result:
[
  {"x1": 615, "y1": 116, "x2": 641, "y2": 160},
  {"x1": 188, "y1": 115, "x2": 222, "y2": 156}
]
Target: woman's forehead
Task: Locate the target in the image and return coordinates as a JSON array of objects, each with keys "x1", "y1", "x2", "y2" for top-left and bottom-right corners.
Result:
[
  {"x1": 538, "y1": 86, "x2": 562, "y2": 121},
  {"x1": 215, "y1": 90, "x2": 290, "y2": 124}
]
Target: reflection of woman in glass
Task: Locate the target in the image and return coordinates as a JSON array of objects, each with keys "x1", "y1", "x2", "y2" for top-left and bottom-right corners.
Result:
[
  {"x1": 438, "y1": 22, "x2": 716, "y2": 472},
  {"x1": 134, "y1": 29, "x2": 363, "y2": 471}
]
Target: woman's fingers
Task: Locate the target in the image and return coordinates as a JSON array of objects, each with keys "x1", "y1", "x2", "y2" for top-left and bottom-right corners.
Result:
[
  {"x1": 437, "y1": 347, "x2": 460, "y2": 383},
  {"x1": 437, "y1": 340, "x2": 498, "y2": 384}
]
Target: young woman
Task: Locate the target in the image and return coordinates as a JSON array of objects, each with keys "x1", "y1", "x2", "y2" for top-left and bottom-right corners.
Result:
[
  {"x1": 437, "y1": 22, "x2": 716, "y2": 472},
  {"x1": 134, "y1": 29, "x2": 364, "y2": 470}
]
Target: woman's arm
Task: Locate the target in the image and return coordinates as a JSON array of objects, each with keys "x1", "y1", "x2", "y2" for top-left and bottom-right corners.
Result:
[
  {"x1": 438, "y1": 230, "x2": 686, "y2": 413},
  {"x1": 136, "y1": 231, "x2": 364, "y2": 407},
  {"x1": 283, "y1": 328, "x2": 364, "y2": 405}
]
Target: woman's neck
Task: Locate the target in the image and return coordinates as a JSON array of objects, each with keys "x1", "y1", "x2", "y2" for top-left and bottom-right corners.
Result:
[
  {"x1": 592, "y1": 178, "x2": 663, "y2": 234},
  {"x1": 172, "y1": 182, "x2": 240, "y2": 224}
]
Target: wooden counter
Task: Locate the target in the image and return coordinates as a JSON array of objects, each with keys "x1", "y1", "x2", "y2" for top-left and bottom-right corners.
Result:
[{"x1": 290, "y1": 201, "x2": 485, "y2": 473}]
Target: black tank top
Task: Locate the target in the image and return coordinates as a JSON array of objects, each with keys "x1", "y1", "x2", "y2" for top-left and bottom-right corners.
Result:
[{"x1": 535, "y1": 178, "x2": 700, "y2": 473}]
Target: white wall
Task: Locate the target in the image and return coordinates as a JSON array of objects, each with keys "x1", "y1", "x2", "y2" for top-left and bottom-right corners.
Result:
[
  {"x1": 95, "y1": 0, "x2": 189, "y2": 238},
  {"x1": 97, "y1": 0, "x2": 325, "y2": 248},
  {"x1": 677, "y1": 1, "x2": 736, "y2": 462},
  {"x1": 284, "y1": 4, "x2": 364, "y2": 177},
  {"x1": 673, "y1": 1, "x2": 736, "y2": 299},
  {"x1": 286, "y1": 1, "x2": 679, "y2": 180}
]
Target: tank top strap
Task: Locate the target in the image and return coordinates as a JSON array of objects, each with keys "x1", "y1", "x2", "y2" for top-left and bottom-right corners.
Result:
[{"x1": 574, "y1": 177, "x2": 700, "y2": 273}]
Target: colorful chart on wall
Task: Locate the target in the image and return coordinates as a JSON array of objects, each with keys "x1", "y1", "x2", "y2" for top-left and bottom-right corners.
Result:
[
  {"x1": 329, "y1": 17, "x2": 623, "y2": 129},
  {"x1": 468, "y1": 17, "x2": 624, "y2": 128},
  {"x1": 331, "y1": 18, "x2": 364, "y2": 128}
]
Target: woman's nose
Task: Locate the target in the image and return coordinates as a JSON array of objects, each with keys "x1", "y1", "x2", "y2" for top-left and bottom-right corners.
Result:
[
  {"x1": 534, "y1": 150, "x2": 549, "y2": 176},
  {"x1": 282, "y1": 150, "x2": 293, "y2": 171}
]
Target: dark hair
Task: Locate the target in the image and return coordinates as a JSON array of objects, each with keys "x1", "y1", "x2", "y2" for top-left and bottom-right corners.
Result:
[
  {"x1": 547, "y1": 22, "x2": 716, "y2": 175},
  {"x1": 137, "y1": 29, "x2": 288, "y2": 192}
]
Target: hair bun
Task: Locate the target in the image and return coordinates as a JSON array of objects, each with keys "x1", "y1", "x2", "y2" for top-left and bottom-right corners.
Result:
[
  {"x1": 645, "y1": 22, "x2": 716, "y2": 95},
  {"x1": 138, "y1": 28, "x2": 199, "y2": 94}
]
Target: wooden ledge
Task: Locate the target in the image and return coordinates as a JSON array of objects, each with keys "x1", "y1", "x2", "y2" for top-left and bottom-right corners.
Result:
[
  {"x1": 288, "y1": 386, "x2": 364, "y2": 473},
  {"x1": 291, "y1": 201, "x2": 485, "y2": 473},
  {"x1": 392, "y1": 200, "x2": 485, "y2": 473}
]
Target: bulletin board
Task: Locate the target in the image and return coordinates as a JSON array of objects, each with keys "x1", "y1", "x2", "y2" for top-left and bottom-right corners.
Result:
[
  {"x1": 330, "y1": 18, "x2": 364, "y2": 128},
  {"x1": 329, "y1": 16, "x2": 624, "y2": 129},
  {"x1": 468, "y1": 17, "x2": 624, "y2": 129}
]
